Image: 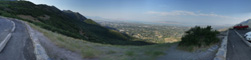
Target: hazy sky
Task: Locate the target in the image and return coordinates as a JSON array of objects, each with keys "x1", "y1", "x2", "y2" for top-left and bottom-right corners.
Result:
[{"x1": 27, "y1": 0, "x2": 251, "y2": 25}]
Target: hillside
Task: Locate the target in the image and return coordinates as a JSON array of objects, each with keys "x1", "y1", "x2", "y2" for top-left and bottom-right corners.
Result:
[
  {"x1": 239, "y1": 19, "x2": 251, "y2": 27},
  {"x1": 0, "y1": 1, "x2": 150, "y2": 45}
]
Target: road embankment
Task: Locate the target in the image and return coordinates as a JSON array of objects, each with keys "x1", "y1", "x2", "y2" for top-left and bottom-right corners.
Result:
[
  {"x1": 214, "y1": 30, "x2": 229, "y2": 60},
  {"x1": 21, "y1": 20, "x2": 50, "y2": 60}
]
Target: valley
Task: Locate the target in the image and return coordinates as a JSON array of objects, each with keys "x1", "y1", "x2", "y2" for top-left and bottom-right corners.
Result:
[
  {"x1": 96, "y1": 20, "x2": 189, "y2": 43},
  {"x1": 0, "y1": 0, "x2": 247, "y2": 60}
]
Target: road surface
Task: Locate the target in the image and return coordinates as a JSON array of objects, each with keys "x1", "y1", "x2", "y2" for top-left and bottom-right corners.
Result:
[
  {"x1": 227, "y1": 29, "x2": 251, "y2": 60},
  {"x1": 0, "y1": 18, "x2": 12, "y2": 42},
  {"x1": 0, "y1": 18, "x2": 36, "y2": 60}
]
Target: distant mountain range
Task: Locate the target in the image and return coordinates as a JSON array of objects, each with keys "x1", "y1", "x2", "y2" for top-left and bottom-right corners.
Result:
[{"x1": 88, "y1": 15, "x2": 233, "y2": 28}]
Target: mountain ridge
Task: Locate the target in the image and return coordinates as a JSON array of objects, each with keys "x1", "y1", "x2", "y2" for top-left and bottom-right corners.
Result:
[
  {"x1": 238, "y1": 19, "x2": 251, "y2": 27},
  {"x1": 0, "y1": 1, "x2": 150, "y2": 45}
]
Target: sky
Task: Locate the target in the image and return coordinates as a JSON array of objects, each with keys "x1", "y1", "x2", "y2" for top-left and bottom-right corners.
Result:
[{"x1": 27, "y1": 0, "x2": 251, "y2": 26}]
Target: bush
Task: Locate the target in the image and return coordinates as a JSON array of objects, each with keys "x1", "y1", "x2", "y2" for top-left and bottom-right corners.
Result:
[{"x1": 179, "y1": 26, "x2": 219, "y2": 47}]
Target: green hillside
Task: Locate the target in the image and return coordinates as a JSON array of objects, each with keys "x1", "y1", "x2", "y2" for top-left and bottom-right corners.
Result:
[{"x1": 0, "y1": 1, "x2": 151, "y2": 45}]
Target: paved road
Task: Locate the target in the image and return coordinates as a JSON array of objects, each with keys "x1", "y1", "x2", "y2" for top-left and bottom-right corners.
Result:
[
  {"x1": 227, "y1": 29, "x2": 251, "y2": 60},
  {"x1": 0, "y1": 18, "x2": 36, "y2": 60},
  {"x1": 0, "y1": 18, "x2": 12, "y2": 42}
]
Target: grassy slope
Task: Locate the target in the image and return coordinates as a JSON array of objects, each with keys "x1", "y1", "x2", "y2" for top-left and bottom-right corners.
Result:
[
  {"x1": 28, "y1": 22, "x2": 173, "y2": 60},
  {"x1": 0, "y1": 1, "x2": 150, "y2": 45}
]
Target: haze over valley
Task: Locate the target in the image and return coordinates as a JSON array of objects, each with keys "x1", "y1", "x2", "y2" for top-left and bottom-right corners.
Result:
[{"x1": 0, "y1": 0, "x2": 250, "y2": 60}]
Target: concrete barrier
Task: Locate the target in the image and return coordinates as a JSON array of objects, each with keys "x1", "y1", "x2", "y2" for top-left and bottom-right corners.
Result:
[
  {"x1": 234, "y1": 30, "x2": 251, "y2": 47},
  {"x1": 214, "y1": 31, "x2": 229, "y2": 60},
  {"x1": 20, "y1": 20, "x2": 50, "y2": 60}
]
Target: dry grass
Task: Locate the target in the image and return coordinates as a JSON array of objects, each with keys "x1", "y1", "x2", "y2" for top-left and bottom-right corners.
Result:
[{"x1": 28, "y1": 22, "x2": 174, "y2": 60}]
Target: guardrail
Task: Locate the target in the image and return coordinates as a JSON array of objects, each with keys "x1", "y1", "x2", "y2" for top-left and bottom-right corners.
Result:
[{"x1": 214, "y1": 30, "x2": 229, "y2": 60}]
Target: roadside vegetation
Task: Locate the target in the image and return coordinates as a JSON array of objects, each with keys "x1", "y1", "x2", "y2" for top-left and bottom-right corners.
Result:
[
  {"x1": 28, "y1": 22, "x2": 173, "y2": 60},
  {"x1": 178, "y1": 26, "x2": 220, "y2": 51}
]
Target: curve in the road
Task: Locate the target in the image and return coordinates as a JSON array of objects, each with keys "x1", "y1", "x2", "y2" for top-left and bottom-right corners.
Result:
[
  {"x1": 0, "y1": 18, "x2": 15, "y2": 52},
  {"x1": 0, "y1": 17, "x2": 36, "y2": 60}
]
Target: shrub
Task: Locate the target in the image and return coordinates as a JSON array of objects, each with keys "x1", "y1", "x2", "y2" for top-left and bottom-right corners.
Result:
[{"x1": 179, "y1": 26, "x2": 219, "y2": 47}]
